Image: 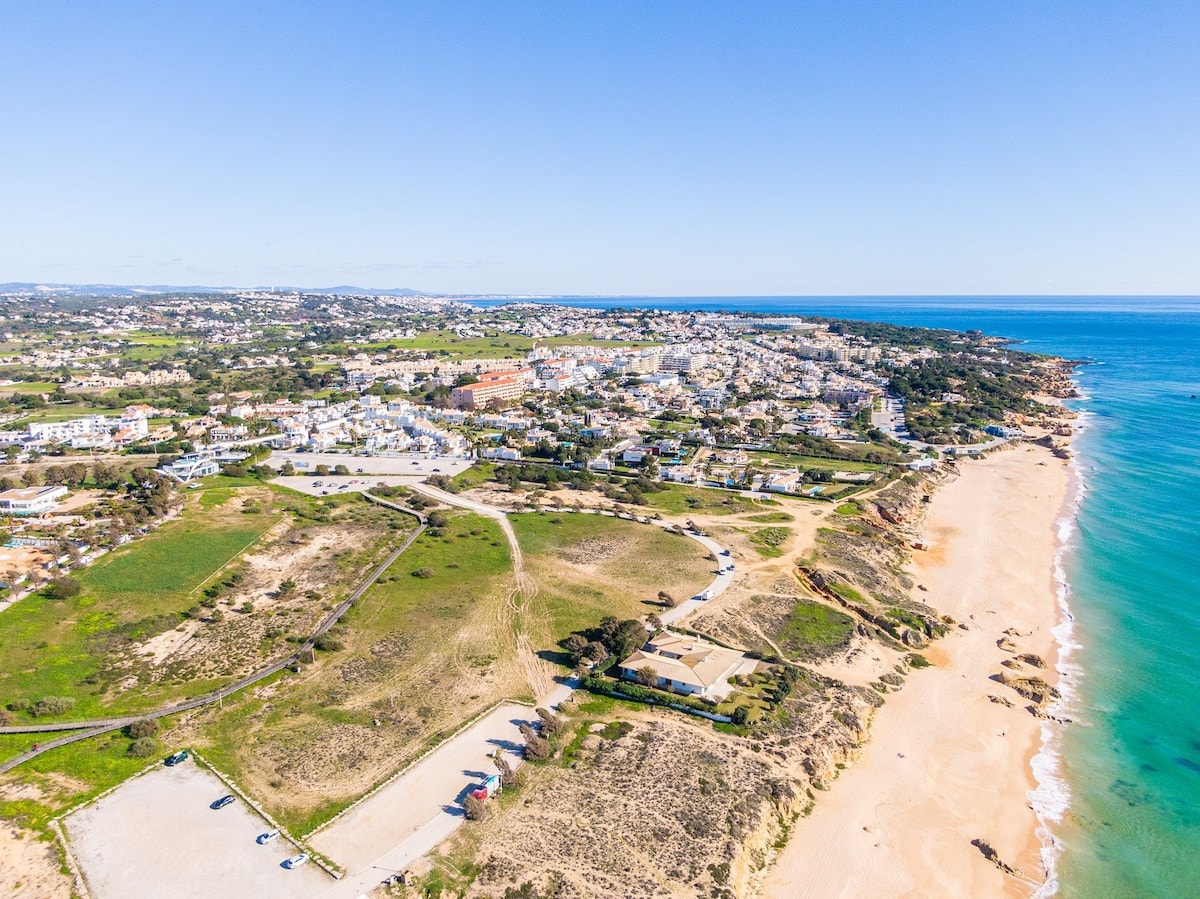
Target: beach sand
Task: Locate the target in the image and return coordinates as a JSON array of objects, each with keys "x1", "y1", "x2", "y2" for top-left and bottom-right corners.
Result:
[{"x1": 762, "y1": 444, "x2": 1069, "y2": 898}]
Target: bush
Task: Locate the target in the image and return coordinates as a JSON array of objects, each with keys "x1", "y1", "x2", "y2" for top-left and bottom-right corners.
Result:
[
  {"x1": 463, "y1": 794, "x2": 487, "y2": 821},
  {"x1": 731, "y1": 705, "x2": 751, "y2": 726},
  {"x1": 29, "y1": 696, "x2": 76, "y2": 718},
  {"x1": 45, "y1": 577, "x2": 81, "y2": 600},
  {"x1": 125, "y1": 719, "x2": 160, "y2": 739},
  {"x1": 412, "y1": 567, "x2": 435, "y2": 578},
  {"x1": 127, "y1": 737, "x2": 159, "y2": 758},
  {"x1": 313, "y1": 634, "x2": 344, "y2": 652}
]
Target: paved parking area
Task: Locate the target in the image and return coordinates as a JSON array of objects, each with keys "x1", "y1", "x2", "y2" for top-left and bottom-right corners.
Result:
[
  {"x1": 269, "y1": 451, "x2": 472, "y2": 478},
  {"x1": 274, "y1": 474, "x2": 424, "y2": 496},
  {"x1": 64, "y1": 762, "x2": 331, "y2": 899},
  {"x1": 309, "y1": 703, "x2": 536, "y2": 897}
]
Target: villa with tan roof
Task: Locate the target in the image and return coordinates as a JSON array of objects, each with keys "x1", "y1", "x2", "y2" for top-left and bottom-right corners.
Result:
[{"x1": 616, "y1": 631, "x2": 754, "y2": 700}]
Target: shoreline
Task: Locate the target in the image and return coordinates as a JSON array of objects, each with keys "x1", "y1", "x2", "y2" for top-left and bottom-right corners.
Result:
[
  {"x1": 762, "y1": 443, "x2": 1071, "y2": 897},
  {"x1": 1029, "y1": 413, "x2": 1090, "y2": 896}
]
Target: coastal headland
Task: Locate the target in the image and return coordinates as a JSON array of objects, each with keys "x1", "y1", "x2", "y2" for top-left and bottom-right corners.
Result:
[{"x1": 762, "y1": 443, "x2": 1070, "y2": 897}]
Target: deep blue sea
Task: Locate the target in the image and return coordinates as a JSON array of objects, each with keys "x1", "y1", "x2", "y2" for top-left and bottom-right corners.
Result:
[{"x1": 474, "y1": 295, "x2": 1200, "y2": 897}]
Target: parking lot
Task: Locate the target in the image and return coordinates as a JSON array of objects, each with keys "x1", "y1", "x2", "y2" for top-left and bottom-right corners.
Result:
[
  {"x1": 268, "y1": 451, "x2": 473, "y2": 479},
  {"x1": 309, "y1": 703, "x2": 535, "y2": 897},
  {"x1": 64, "y1": 762, "x2": 330, "y2": 899}
]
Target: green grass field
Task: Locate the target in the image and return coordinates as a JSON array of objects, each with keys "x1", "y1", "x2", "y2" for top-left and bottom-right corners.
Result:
[
  {"x1": 640, "y1": 484, "x2": 779, "y2": 516},
  {"x1": 748, "y1": 527, "x2": 790, "y2": 558},
  {"x1": 776, "y1": 598, "x2": 857, "y2": 659},
  {"x1": 748, "y1": 451, "x2": 886, "y2": 472},
  {"x1": 0, "y1": 507, "x2": 281, "y2": 719},
  {"x1": 337, "y1": 329, "x2": 659, "y2": 360}
]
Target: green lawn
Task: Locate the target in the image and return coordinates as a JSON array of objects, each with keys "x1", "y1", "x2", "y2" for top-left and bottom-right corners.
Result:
[
  {"x1": 775, "y1": 598, "x2": 856, "y2": 659},
  {"x1": 640, "y1": 484, "x2": 779, "y2": 516},
  {"x1": 337, "y1": 329, "x2": 659, "y2": 360},
  {"x1": 748, "y1": 451, "x2": 886, "y2": 473},
  {"x1": 748, "y1": 527, "x2": 790, "y2": 558},
  {"x1": 0, "y1": 381, "x2": 58, "y2": 395},
  {"x1": 449, "y1": 461, "x2": 495, "y2": 491},
  {"x1": 744, "y1": 511, "x2": 795, "y2": 523},
  {"x1": 0, "y1": 507, "x2": 281, "y2": 719}
]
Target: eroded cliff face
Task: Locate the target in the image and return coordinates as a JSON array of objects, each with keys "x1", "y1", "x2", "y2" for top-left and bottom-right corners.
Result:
[{"x1": 799, "y1": 472, "x2": 953, "y2": 650}]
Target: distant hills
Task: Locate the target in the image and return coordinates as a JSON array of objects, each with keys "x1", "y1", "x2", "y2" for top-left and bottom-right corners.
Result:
[{"x1": 0, "y1": 282, "x2": 431, "y2": 298}]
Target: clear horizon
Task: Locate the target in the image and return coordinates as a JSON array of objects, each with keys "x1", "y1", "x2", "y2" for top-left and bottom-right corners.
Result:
[{"x1": 3, "y1": 2, "x2": 1199, "y2": 295}]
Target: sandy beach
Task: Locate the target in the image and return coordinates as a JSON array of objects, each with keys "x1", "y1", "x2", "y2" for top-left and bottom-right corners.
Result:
[{"x1": 762, "y1": 443, "x2": 1070, "y2": 898}]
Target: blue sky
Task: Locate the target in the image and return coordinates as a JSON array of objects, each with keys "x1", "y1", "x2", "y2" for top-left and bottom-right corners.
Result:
[{"x1": 2, "y1": 1, "x2": 1198, "y2": 295}]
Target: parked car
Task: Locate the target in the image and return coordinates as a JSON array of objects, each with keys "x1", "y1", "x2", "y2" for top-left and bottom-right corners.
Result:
[
  {"x1": 256, "y1": 829, "x2": 280, "y2": 844},
  {"x1": 356, "y1": 467, "x2": 364, "y2": 473},
  {"x1": 283, "y1": 853, "x2": 310, "y2": 869},
  {"x1": 164, "y1": 750, "x2": 189, "y2": 767},
  {"x1": 211, "y1": 795, "x2": 235, "y2": 810},
  {"x1": 720, "y1": 549, "x2": 731, "y2": 556}
]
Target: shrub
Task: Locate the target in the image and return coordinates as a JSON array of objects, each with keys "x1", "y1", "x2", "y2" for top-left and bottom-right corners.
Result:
[
  {"x1": 29, "y1": 696, "x2": 76, "y2": 718},
  {"x1": 412, "y1": 567, "x2": 435, "y2": 578},
  {"x1": 45, "y1": 577, "x2": 81, "y2": 600},
  {"x1": 313, "y1": 634, "x2": 344, "y2": 652},
  {"x1": 731, "y1": 706, "x2": 751, "y2": 726},
  {"x1": 463, "y1": 794, "x2": 487, "y2": 821},
  {"x1": 127, "y1": 737, "x2": 159, "y2": 758},
  {"x1": 125, "y1": 719, "x2": 160, "y2": 739}
]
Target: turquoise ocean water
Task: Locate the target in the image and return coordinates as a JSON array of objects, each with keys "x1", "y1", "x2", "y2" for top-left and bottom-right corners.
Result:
[{"x1": 475, "y1": 295, "x2": 1200, "y2": 897}]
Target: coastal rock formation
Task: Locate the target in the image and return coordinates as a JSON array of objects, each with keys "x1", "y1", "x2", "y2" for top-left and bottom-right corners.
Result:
[
  {"x1": 997, "y1": 671, "x2": 1061, "y2": 706},
  {"x1": 970, "y1": 838, "x2": 1020, "y2": 876}
]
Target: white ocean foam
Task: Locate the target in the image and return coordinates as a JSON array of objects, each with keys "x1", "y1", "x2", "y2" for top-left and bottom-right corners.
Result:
[{"x1": 1029, "y1": 403, "x2": 1090, "y2": 898}]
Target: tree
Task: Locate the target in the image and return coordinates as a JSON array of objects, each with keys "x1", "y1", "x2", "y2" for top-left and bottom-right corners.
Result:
[
  {"x1": 493, "y1": 752, "x2": 522, "y2": 789},
  {"x1": 277, "y1": 579, "x2": 297, "y2": 597},
  {"x1": 636, "y1": 665, "x2": 658, "y2": 687},
  {"x1": 562, "y1": 633, "x2": 589, "y2": 665},
  {"x1": 657, "y1": 590, "x2": 677, "y2": 608},
  {"x1": 333, "y1": 464, "x2": 351, "y2": 476},
  {"x1": 463, "y1": 794, "x2": 487, "y2": 821},
  {"x1": 535, "y1": 707, "x2": 563, "y2": 735},
  {"x1": 521, "y1": 729, "x2": 551, "y2": 762},
  {"x1": 731, "y1": 705, "x2": 751, "y2": 726}
]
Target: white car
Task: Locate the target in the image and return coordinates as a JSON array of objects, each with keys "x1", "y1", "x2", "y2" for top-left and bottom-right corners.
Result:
[
  {"x1": 256, "y1": 829, "x2": 279, "y2": 844},
  {"x1": 283, "y1": 853, "x2": 310, "y2": 869}
]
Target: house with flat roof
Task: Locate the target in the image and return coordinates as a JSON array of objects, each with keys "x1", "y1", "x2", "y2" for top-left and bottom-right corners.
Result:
[
  {"x1": 0, "y1": 485, "x2": 68, "y2": 516},
  {"x1": 158, "y1": 453, "x2": 220, "y2": 483},
  {"x1": 616, "y1": 631, "x2": 753, "y2": 701}
]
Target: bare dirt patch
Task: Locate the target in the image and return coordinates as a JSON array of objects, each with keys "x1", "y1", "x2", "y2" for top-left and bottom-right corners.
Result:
[{"x1": 0, "y1": 824, "x2": 70, "y2": 899}]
